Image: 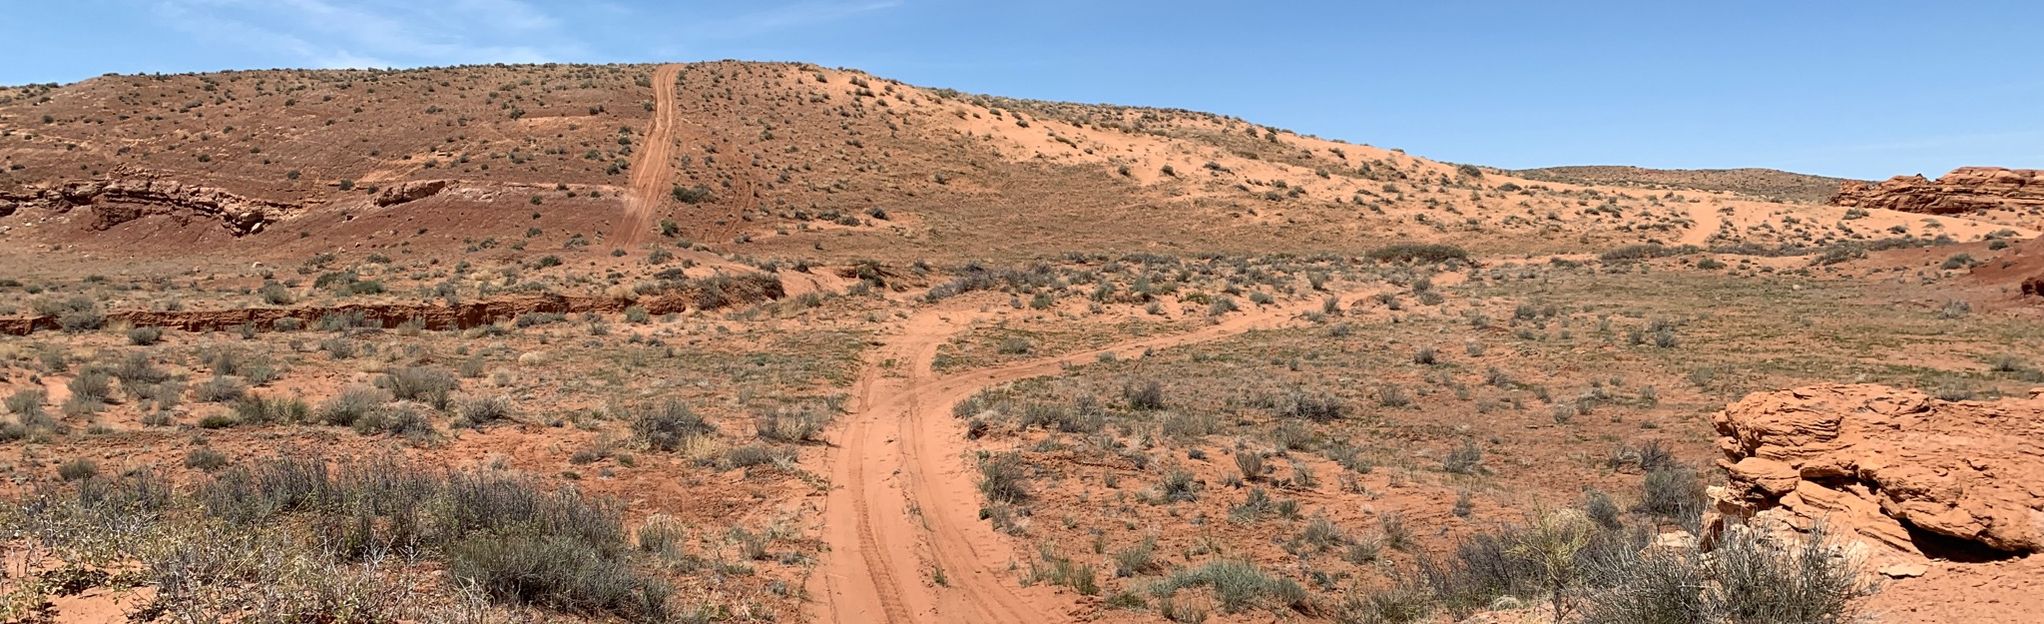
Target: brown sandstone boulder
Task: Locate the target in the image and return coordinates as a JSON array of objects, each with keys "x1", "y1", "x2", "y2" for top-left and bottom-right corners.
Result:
[{"x1": 1711, "y1": 383, "x2": 2044, "y2": 556}]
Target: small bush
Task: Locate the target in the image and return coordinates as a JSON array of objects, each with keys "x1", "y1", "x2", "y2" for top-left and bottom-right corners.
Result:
[
  {"x1": 632, "y1": 401, "x2": 712, "y2": 451},
  {"x1": 1367, "y1": 243, "x2": 1468, "y2": 264},
  {"x1": 448, "y1": 535, "x2": 671, "y2": 621},
  {"x1": 67, "y1": 370, "x2": 113, "y2": 404},
  {"x1": 1579, "y1": 523, "x2": 1874, "y2": 624},
  {"x1": 670, "y1": 185, "x2": 713, "y2": 203},
  {"x1": 456, "y1": 395, "x2": 514, "y2": 427},
  {"x1": 1152, "y1": 559, "x2": 1308, "y2": 614},
  {"x1": 1124, "y1": 380, "x2": 1165, "y2": 410},
  {"x1": 57, "y1": 458, "x2": 99, "y2": 481},
  {"x1": 755, "y1": 404, "x2": 829, "y2": 443},
  {"x1": 1114, "y1": 536, "x2": 1160, "y2": 577},
  {"x1": 1274, "y1": 389, "x2": 1345, "y2": 422},
  {"x1": 113, "y1": 353, "x2": 170, "y2": 385},
  {"x1": 1639, "y1": 466, "x2": 1707, "y2": 524},
  {"x1": 977, "y1": 452, "x2": 1029, "y2": 503},
  {"x1": 1158, "y1": 470, "x2": 1200, "y2": 503},
  {"x1": 1703, "y1": 524, "x2": 1875, "y2": 623},
  {"x1": 381, "y1": 366, "x2": 458, "y2": 409},
  {"x1": 230, "y1": 394, "x2": 309, "y2": 425},
  {"x1": 194, "y1": 376, "x2": 249, "y2": 403},
  {"x1": 126, "y1": 326, "x2": 164, "y2": 345},
  {"x1": 184, "y1": 448, "x2": 231, "y2": 471},
  {"x1": 34, "y1": 296, "x2": 104, "y2": 332},
  {"x1": 1234, "y1": 451, "x2": 1267, "y2": 482},
  {"x1": 259, "y1": 281, "x2": 294, "y2": 305},
  {"x1": 1442, "y1": 442, "x2": 1483, "y2": 475},
  {"x1": 318, "y1": 385, "x2": 393, "y2": 426}
]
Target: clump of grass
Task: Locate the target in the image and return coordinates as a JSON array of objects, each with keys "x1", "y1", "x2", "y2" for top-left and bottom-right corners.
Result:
[
  {"x1": 1367, "y1": 243, "x2": 1468, "y2": 264},
  {"x1": 754, "y1": 403, "x2": 825, "y2": 442},
  {"x1": 193, "y1": 376, "x2": 249, "y2": 403},
  {"x1": 448, "y1": 535, "x2": 670, "y2": 620},
  {"x1": 632, "y1": 400, "x2": 712, "y2": 452},
  {"x1": 317, "y1": 385, "x2": 392, "y2": 426},
  {"x1": 57, "y1": 458, "x2": 99, "y2": 481},
  {"x1": 1150, "y1": 559, "x2": 1308, "y2": 614},
  {"x1": 1124, "y1": 380, "x2": 1166, "y2": 410},
  {"x1": 455, "y1": 395, "x2": 514, "y2": 428},
  {"x1": 380, "y1": 366, "x2": 458, "y2": 409},
  {"x1": 977, "y1": 452, "x2": 1029, "y2": 504},
  {"x1": 1114, "y1": 535, "x2": 1161, "y2": 577}
]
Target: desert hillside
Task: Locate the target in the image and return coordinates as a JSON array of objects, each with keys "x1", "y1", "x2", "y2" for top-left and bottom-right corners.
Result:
[
  {"x1": 0, "y1": 61, "x2": 2042, "y2": 624},
  {"x1": 7, "y1": 62, "x2": 2029, "y2": 271},
  {"x1": 1511, "y1": 165, "x2": 1858, "y2": 204}
]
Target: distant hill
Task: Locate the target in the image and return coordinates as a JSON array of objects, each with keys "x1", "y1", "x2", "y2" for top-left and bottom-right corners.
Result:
[
  {"x1": 1510, "y1": 165, "x2": 1859, "y2": 204},
  {"x1": 0, "y1": 61, "x2": 1963, "y2": 268}
]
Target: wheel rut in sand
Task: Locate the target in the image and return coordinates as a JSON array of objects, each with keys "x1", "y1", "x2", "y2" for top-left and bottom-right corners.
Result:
[
  {"x1": 619, "y1": 64, "x2": 681, "y2": 248},
  {"x1": 808, "y1": 289, "x2": 1377, "y2": 623}
]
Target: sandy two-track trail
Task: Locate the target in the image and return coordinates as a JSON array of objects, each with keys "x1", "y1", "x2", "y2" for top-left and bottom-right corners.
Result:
[
  {"x1": 806, "y1": 291, "x2": 1375, "y2": 623},
  {"x1": 619, "y1": 64, "x2": 682, "y2": 248}
]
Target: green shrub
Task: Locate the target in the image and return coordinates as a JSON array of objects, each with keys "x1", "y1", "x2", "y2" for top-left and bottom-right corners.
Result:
[
  {"x1": 113, "y1": 353, "x2": 171, "y2": 385},
  {"x1": 1639, "y1": 466, "x2": 1707, "y2": 525},
  {"x1": 184, "y1": 448, "x2": 230, "y2": 472},
  {"x1": 126, "y1": 326, "x2": 164, "y2": 346},
  {"x1": 231, "y1": 394, "x2": 309, "y2": 425},
  {"x1": 33, "y1": 296, "x2": 104, "y2": 332},
  {"x1": 1599, "y1": 244, "x2": 1697, "y2": 262},
  {"x1": 67, "y1": 370, "x2": 112, "y2": 404},
  {"x1": 1579, "y1": 523, "x2": 1874, "y2": 624},
  {"x1": 1123, "y1": 381, "x2": 1165, "y2": 410},
  {"x1": 380, "y1": 366, "x2": 458, "y2": 409},
  {"x1": 977, "y1": 452, "x2": 1029, "y2": 503},
  {"x1": 632, "y1": 401, "x2": 711, "y2": 451},
  {"x1": 1114, "y1": 536, "x2": 1160, "y2": 577},
  {"x1": 1367, "y1": 243, "x2": 1468, "y2": 264},
  {"x1": 57, "y1": 458, "x2": 99, "y2": 481},
  {"x1": 1151, "y1": 559, "x2": 1308, "y2": 614},
  {"x1": 194, "y1": 376, "x2": 249, "y2": 403},
  {"x1": 1029, "y1": 550, "x2": 1100, "y2": 596},
  {"x1": 1703, "y1": 524, "x2": 1874, "y2": 623},
  {"x1": 455, "y1": 395, "x2": 513, "y2": 427},
  {"x1": 669, "y1": 185, "x2": 712, "y2": 203},
  {"x1": 448, "y1": 535, "x2": 670, "y2": 621},
  {"x1": 754, "y1": 404, "x2": 828, "y2": 442},
  {"x1": 318, "y1": 384, "x2": 392, "y2": 426}
]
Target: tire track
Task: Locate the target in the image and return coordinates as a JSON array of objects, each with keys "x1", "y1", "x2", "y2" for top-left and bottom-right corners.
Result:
[
  {"x1": 620, "y1": 64, "x2": 681, "y2": 248},
  {"x1": 809, "y1": 289, "x2": 1378, "y2": 623}
]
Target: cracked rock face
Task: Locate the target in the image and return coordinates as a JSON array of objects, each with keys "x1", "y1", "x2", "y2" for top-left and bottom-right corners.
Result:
[
  {"x1": 1, "y1": 172, "x2": 300, "y2": 235},
  {"x1": 1711, "y1": 383, "x2": 2044, "y2": 557},
  {"x1": 1831, "y1": 166, "x2": 2044, "y2": 215}
]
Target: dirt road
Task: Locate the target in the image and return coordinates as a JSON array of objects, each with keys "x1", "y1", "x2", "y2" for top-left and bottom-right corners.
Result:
[
  {"x1": 620, "y1": 64, "x2": 681, "y2": 248},
  {"x1": 807, "y1": 291, "x2": 1366, "y2": 623}
]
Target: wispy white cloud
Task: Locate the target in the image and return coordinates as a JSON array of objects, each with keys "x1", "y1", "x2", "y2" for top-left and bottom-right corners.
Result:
[
  {"x1": 690, "y1": 0, "x2": 904, "y2": 39},
  {"x1": 152, "y1": 0, "x2": 581, "y2": 69}
]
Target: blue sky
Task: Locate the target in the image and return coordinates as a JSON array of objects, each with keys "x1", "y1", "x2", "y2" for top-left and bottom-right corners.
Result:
[{"x1": 4, "y1": 1, "x2": 2038, "y2": 179}]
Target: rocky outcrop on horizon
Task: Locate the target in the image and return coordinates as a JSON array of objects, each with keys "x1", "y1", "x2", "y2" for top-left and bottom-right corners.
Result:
[{"x1": 1831, "y1": 166, "x2": 2044, "y2": 215}]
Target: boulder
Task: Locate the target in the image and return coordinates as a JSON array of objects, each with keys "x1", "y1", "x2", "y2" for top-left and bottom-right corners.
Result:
[
  {"x1": 374, "y1": 179, "x2": 450, "y2": 207},
  {"x1": 1711, "y1": 383, "x2": 2044, "y2": 557}
]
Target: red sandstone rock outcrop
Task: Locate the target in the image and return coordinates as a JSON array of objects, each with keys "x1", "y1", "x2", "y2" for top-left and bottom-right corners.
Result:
[
  {"x1": 1831, "y1": 167, "x2": 2044, "y2": 215},
  {"x1": 374, "y1": 179, "x2": 451, "y2": 207},
  {"x1": 0, "y1": 168, "x2": 299, "y2": 234},
  {"x1": 1710, "y1": 383, "x2": 2044, "y2": 557}
]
